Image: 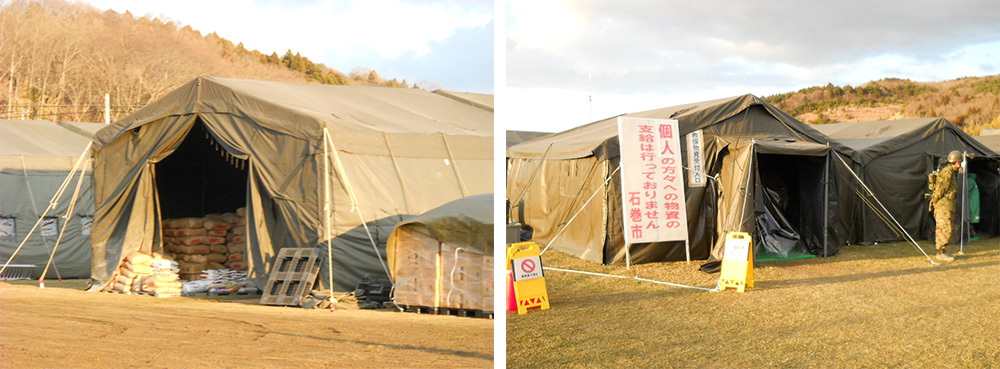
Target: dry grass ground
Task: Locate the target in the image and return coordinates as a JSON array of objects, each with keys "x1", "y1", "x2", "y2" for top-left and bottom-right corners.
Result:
[
  {"x1": 507, "y1": 239, "x2": 1000, "y2": 368},
  {"x1": 0, "y1": 280, "x2": 493, "y2": 368}
]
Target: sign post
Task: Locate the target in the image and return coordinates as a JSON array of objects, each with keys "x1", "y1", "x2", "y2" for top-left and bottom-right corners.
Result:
[
  {"x1": 507, "y1": 241, "x2": 550, "y2": 314},
  {"x1": 617, "y1": 117, "x2": 690, "y2": 264}
]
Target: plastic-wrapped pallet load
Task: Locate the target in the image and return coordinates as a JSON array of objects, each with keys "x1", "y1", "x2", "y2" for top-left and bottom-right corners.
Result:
[
  {"x1": 439, "y1": 243, "x2": 486, "y2": 310},
  {"x1": 392, "y1": 227, "x2": 439, "y2": 308}
]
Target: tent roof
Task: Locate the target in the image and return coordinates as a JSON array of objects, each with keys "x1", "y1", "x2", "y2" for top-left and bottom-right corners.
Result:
[
  {"x1": 506, "y1": 130, "x2": 551, "y2": 148},
  {"x1": 433, "y1": 90, "x2": 493, "y2": 112},
  {"x1": 1, "y1": 119, "x2": 92, "y2": 158},
  {"x1": 94, "y1": 77, "x2": 493, "y2": 152},
  {"x1": 812, "y1": 117, "x2": 996, "y2": 164},
  {"x1": 975, "y1": 134, "x2": 1000, "y2": 153},
  {"x1": 58, "y1": 121, "x2": 106, "y2": 138},
  {"x1": 393, "y1": 193, "x2": 494, "y2": 254},
  {"x1": 507, "y1": 94, "x2": 848, "y2": 160}
]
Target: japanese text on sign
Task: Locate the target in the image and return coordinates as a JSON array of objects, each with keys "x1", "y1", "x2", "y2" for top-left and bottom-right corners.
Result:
[
  {"x1": 618, "y1": 117, "x2": 690, "y2": 244},
  {"x1": 687, "y1": 130, "x2": 705, "y2": 187}
]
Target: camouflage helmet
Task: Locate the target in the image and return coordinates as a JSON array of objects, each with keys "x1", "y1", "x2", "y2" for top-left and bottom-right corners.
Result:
[{"x1": 948, "y1": 150, "x2": 962, "y2": 163}]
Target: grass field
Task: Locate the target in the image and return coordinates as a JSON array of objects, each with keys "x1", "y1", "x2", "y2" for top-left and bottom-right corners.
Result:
[{"x1": 507, "y1": 239, "x2": 1000, "y2": 368}]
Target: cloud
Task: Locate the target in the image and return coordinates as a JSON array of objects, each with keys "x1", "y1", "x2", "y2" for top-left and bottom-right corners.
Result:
[
  {"x1": 508, "y1": 0, "x2": 999, "y2": 92},
  {"x1": 504, "y1": 0, "x2": 999, "y2": 131}
]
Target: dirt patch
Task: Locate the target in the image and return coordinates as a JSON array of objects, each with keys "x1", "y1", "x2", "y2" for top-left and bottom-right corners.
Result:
[{"x1": 0, "y1": 280, "x2": 492, "y2": 368}]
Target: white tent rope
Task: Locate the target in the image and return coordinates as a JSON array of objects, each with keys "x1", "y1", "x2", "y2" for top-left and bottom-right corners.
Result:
[
  {"x1": 510, "y1": 143, "x2": 553, "y2": 209},
  {"x1": 833, "y1": 151, "x2": 938, "y2": 265},
  {"x1": 541, "y1": 165, "x2": 621, "y2": 255},
  {"x1": 19, "y1": 155, "x2": 61, "y2": 279},
  {"x1": 41, "y1": 156, "x2": 89, "y2": 283},
  {"x1": 1, "y1": 142, "x2": 92, "y2": 277},
  {"x1": 323, "y1": 133, "x2": 393, "y2": 282},
  {"x1": 446, "y1": 247, "x2": 463, "y2": 305},
  {"x1": 545, "y1": 267, "x2": 716, "y2": 292}
]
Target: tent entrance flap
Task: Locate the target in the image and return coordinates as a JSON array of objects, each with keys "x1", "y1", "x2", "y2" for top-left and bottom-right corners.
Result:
[
  {"x1": 154, "y1": 121, "x2": 248, "y2": 218},
  {"x1": 755, "y1": 153, "x2": 827, "y2": 256}
]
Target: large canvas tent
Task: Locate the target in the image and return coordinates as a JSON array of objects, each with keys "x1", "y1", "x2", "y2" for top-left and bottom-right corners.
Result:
[
  {"x1": 90, "y1": 77, "x2": 492, "y2": 292},
  {"x1": 386, "y1": 193, "x2": 493, "y2": 311},
  {"x1": 813, "y1": 117, "x2": 999, "y2": 244},
  {"x1": 507, "y1": 94, "x2": 855, "y2": 266},
  {"x1": 1, "y1": 120, "x2": 95, "y2": 279}
]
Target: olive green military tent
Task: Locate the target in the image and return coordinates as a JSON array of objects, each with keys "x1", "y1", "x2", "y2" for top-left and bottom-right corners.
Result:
[
  {"x1": 1, "y1": 120, "x2": 94, "y2": 279},
  {"x1": 89, "y1": 77, "x2": 492, "y2": 292},
  {"x1": 813, "y1": 117, "x2": 999, "y2": 244},
  {"x1": 507, "y1": 94, "x2": 855, "y2": 266}
]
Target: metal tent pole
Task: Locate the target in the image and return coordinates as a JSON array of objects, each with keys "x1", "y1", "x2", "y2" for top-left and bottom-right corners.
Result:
[
  {"x1": 322, "y1": 128, "x2": 335, "y2": 310},
  {"x1": 824, "y1": 148, "x2": 830, "y2": 257},
  {"x1": 959, "y1": 152, "x2": 967, "y2": 255}
]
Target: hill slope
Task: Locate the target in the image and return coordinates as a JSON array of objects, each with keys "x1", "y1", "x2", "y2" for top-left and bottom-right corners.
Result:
[
  {"x1": 0, "y1": 0, "x2": 418, "y2": 123},
  {"x1": 764, "y1": 75, "x2": 1000, "y2": 135}
]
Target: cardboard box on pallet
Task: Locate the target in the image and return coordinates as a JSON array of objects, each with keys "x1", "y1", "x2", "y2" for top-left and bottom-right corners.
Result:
[{"x1": 392, "y1": 227, "x2": 439, "y2": 307}]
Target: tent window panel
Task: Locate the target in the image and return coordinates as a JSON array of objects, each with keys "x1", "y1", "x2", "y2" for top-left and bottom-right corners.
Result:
[
  {"x1": 40, "y1": 216, "x2": 58, "y2": 238},
  {"x1": 0, "y1": 217, "x2": 14, "y2": 238},
  {"x1": 78, "y1": 215, "x2": 93, "y2": 236}
]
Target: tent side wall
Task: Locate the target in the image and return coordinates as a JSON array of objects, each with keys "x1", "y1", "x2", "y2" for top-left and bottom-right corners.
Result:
[
  {"x1": 1, "y1": 162, "x2": 95, "y2": 279},
  {"x1": 505, "y1": 156, "x2": 609, "y2": 263}
]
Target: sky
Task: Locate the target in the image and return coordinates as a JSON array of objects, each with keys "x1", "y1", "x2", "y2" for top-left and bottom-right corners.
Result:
[
  {"x1": 506, "y1": 0, "x2": 1000, "y2": 133},
  {"x1": 77, "y1": 0, "x2": 494, "y2": 93}
]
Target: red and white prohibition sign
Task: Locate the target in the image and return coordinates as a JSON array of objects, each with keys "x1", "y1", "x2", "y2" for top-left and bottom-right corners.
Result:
[{"x1": 512, "y1": 255, "x2": 543, "y2": 281}]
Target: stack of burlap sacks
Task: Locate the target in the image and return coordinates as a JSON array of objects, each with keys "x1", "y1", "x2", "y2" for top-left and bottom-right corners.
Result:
[
  {"x1": 162, "y1": 208, "x2": 248, "y2": 281},
  {"x1": 105, "y1": 251, "x2": 182, "y2": 295}
]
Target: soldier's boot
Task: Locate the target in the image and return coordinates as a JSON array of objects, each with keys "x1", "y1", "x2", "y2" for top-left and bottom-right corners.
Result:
[{"x1": 936, "y1": 249, "x2": 955, "y2": 261}]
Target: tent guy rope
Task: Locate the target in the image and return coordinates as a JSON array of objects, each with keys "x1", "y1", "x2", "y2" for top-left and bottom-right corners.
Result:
[
  {"x1": 833, "y1": 151, "x2": 938, "y2": 265},
  {"x1": 1, "y1": 142, "x2": 93, "y2": 278}
]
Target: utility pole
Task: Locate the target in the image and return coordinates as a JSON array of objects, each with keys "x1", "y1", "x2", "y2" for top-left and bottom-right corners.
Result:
[{"x1": 104, "y1": 93, "x2": 110, "y2": 124}]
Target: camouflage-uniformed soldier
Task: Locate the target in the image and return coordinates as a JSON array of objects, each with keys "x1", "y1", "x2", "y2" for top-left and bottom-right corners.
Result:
[{"x1": 930, "y1": 150, "x2": 961, "y2": 261}]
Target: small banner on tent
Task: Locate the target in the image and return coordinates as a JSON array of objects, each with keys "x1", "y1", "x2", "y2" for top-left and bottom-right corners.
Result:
[
  {"x1": 686, "y1": 130, "x2": 706, "y2": 187},
  {"x1": 617, "y1": 117, "x2": 690, "y2": 244}
]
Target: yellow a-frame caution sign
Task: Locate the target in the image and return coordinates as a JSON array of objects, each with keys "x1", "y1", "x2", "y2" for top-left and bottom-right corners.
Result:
[
  {"x1": 507, "y1": 242, "x2": 550, "y2": 314},
  {"x1": 719, "y1": 232, "x2": 754, "y2": 292}
]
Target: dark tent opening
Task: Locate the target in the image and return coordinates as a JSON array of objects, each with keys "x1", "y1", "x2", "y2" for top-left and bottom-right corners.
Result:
[
  {"x1": 754, "y1": 153, "x2": 827, "y2": 260},
  {"x1": 920, "y1": 157, "x2": 1000, "y2": 245},
  {"x1": 154, "y1": 121, "x2": 248, "y2": 219}
]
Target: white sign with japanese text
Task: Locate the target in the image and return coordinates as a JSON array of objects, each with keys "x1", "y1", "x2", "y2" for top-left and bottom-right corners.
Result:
[
  {"x1": 687, "y1": 130, "x2": 706, "y2": 187},
  {"x1": 618, "y1": 117, "x2": 690, "y2": 244}
]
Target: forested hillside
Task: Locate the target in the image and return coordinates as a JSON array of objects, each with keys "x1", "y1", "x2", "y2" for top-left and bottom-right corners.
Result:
[
  {"x1": 764, "y1": 75, "x2": 1000, "y2": 135},
  {"x1": 0, "y1": 0, "x2": 417, "y2": 123}
]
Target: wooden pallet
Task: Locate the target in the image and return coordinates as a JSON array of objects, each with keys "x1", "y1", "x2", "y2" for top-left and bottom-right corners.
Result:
[
  {"x1": 103, "y1": 290, "x2": 180, "y2": 298},
  {"x1": 260, "y1": 248, "x2": 321, "y2": 306},
  {"x1": 183, "y1": 288, "x2": 261, "y2": 297},
  {"x1": 400, "y1": 305, "x2": 493, "y2": 319}
]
